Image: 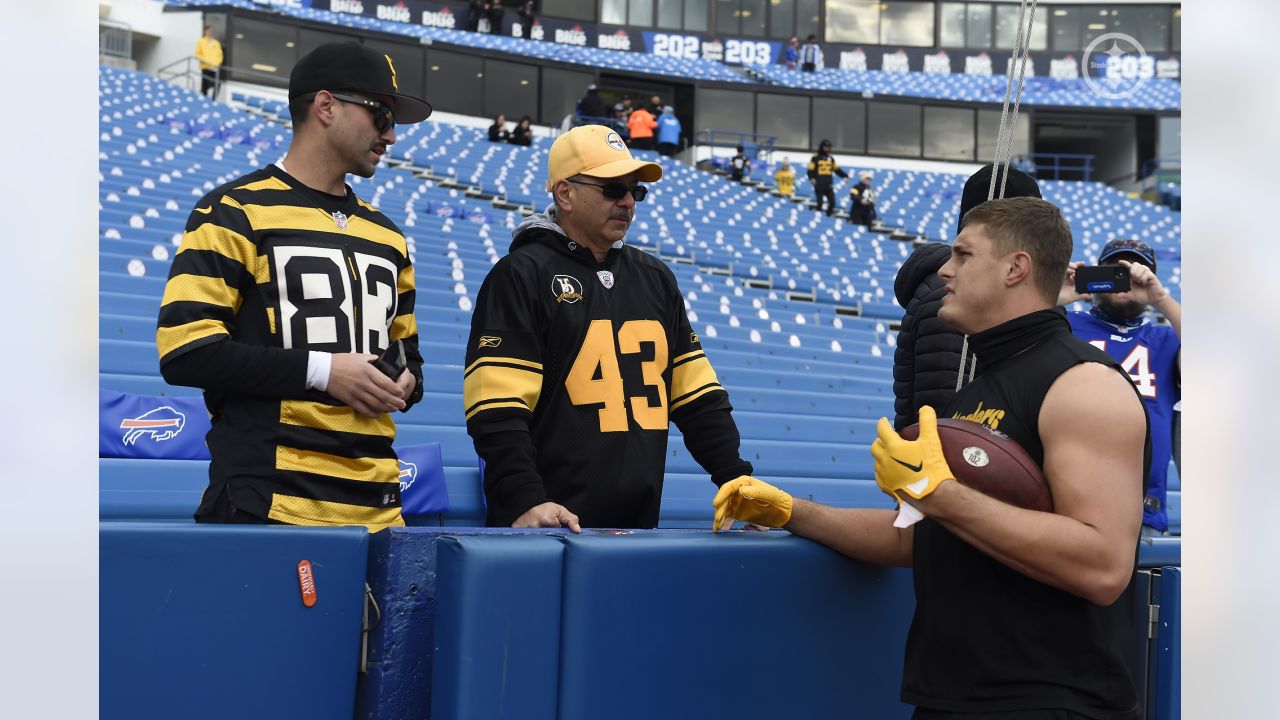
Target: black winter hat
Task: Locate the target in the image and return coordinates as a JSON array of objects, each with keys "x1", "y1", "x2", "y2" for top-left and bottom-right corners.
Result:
[
  {"x1": 957, "y1": 164, "x2": 1041, "y2": 235},
  {"x1": 289, "y1": 41, "x2": 433, "y2": 124}
]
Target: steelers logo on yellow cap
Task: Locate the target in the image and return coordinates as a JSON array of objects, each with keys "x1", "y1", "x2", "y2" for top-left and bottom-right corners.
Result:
[{"x1": 605, "y1": 132, "x2": 626, "y2": 151}]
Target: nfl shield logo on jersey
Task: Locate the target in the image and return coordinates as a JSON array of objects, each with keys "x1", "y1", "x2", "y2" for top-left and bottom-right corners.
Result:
[
  {"x1": 597, "y1": 270, "x2": 614, "y2": 289},
  {"x1": 332, "y1": 211, "x2": 349, "y2": 230}
]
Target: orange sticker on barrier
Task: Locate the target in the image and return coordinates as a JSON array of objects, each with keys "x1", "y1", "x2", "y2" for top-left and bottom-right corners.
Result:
[{"x1": 297, "y1": 560, "x2": 317, "y2": 608}]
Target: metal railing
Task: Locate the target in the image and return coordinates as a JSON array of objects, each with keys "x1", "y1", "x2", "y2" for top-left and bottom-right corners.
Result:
[
  {"x1": 693, "y1": 129, "x2": 778, "y2": 179},
  {"x1": 1012, "y1": 153, "x2": 1096, "y2": 182},
  {"x1": 99, "y1": 18, "x2": 132, "y2": 59},
  {"x1": 157, "y1": 55, "x2": 205, "y2": 94},
  {"x1": 1141, "y1": 155, "x2": 1181, "y2": 185}
]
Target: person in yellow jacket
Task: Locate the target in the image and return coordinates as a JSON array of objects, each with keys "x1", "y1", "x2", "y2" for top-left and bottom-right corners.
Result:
[
  {"x1": 195, "y1": 25, "x2": 223, "y2": 98},
  {"x1": 774, "y1": 161, "x2": 796, "y2": 197}
]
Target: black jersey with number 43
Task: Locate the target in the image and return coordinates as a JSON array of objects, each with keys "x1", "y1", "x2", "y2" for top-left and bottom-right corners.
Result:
[{"x1": 465, "y1": 210, "x2": 752, "y2": 528}]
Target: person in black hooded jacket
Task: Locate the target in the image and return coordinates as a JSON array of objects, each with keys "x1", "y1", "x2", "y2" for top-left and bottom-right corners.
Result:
[{"x1": 891, "y1": 164, "x2": 1041, "y2": 430}]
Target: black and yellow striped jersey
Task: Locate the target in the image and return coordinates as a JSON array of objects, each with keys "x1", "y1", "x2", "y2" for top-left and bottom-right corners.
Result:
[
  {"x1": 156, "y1": 164, "x2": 422, "y2": 531},
  {"x1": 465, "y1": 211, "x2": 752, "y2": 528},
  {"x1": 806, "y1": 153, "x2": 847, "y2": 188}
]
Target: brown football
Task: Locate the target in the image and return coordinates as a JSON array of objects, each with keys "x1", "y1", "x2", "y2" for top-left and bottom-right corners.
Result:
[{"x1": 899, "y1": 418, "x2": 1053, "y2": 513}]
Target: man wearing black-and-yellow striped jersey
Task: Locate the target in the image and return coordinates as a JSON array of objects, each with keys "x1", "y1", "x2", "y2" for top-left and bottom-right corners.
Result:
[
  {"x1": 156, "y1": 42, "x2": 433, "y2": 531},
  {"x1": 465, "y1": 125, "x2": 756, "y2": 530}
]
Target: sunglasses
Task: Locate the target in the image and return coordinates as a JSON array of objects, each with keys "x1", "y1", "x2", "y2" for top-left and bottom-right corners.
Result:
[
  {"x1": 569, "y1": 179, "x2": 649, "y2": 202},
  {"x1": 329, "y1": 92, "x2": 396, "y2": 133}
]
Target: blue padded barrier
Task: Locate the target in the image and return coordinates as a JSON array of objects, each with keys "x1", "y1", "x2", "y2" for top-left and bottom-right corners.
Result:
[
  {"x1": 101, "y1": 522, "x2": 368, "y2": 720},
  {"x1": 1150, "y1": 566, "x2": 1181, "y2": 720},
  {"x1": 429, "y1": 536, "x2": 564, "y2": 720},
  {"x1": 556, "y1": 531, "x2": 916, "y2": 719}
]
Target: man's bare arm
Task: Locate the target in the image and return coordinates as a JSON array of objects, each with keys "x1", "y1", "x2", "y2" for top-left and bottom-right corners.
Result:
[
  {"x1": 907, "y1": 363, "x2": 1145, "y2": 605},
  {"x1": 786, "y1": 500, "x2": 913, "y2": 568}
]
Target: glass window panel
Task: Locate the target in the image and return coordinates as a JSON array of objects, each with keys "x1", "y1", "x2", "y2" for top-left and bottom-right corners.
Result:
[
  {"x1": 812, "y1": 97, "x2": 866, "y2": 154},
  {"x1": 769, "y1": 0, "x2": 795, "y2": 39},
  {"x1": 880, "y1": 2, "x2": 934, "y2": 47},
  {"x1": 716, "y1": 0, "x2": 738, "y2": 33},
  {"x1": 924, "y1": 106, "x2": 975, "y2": 161},
  {"x1": 231, "y1": 16, "x2": 296, "y2": 84},
  {"x1": 868, "y1": 102, "x2": 921, "y2": 157},
  {"x1": 602, "y1": 0, "x2": 627, "y2": 25},
  {"x1": 939, "y1": 3, "x2": 966, "y2": 48},
  {"x1": 1051, "y1": 6, "x2": 1081, "y2": 51},
  {"x1": 995, "y1": 5, "x2": 1047, "y2": 51},
  {"x1": 977, "y1": 108, "x2": 1029, "y2": 161},
  {"x1": 1081, "y1": 6, "x2": 1112, "y2": 50},
  {"x1": 697, "y1": 88, "x2": 755, "y2": 136},
  {"x1": 543, "y1": 0, "x2": 597, "y2": 21},
  {"x1": 965, "y1": 3, "x2": 992, "y2": 49},
  {"x1": 482, "y1": 58, "x2": 539, "y2": 123},
  {"x1": 756, "y1": 93, "x2": 810, "y2": 148},
  {"x1": 1113, "y1": 6, "x2": 1169, "y2": 53},
  {"x1": 657, "y1": 0, "x2": 683, "y2": 29},
  {"x1": 685, "y1": 0, "x2": 708, "y2": 31},
  {"x1": 825, "y1": 0, "x2": 879, "y2": 44},
  {"x1": 424, "y1": 49, "x2": 483, "y2": 117},
  {"x1": 629, "y1": 0, "x2": 654, "y2": 27},
  {"x1": 1171, "y1": 7, "x2": 1180, "y2": 52},
  {"x1": 795, "y1": 0, "x2": 819, "y2": 39},
  {"x1": 542, "y1": 67, "x2": 597, "y2": 127},
  {"x1": 740, "y1": 0, "x2": 766, "y2": 36}
]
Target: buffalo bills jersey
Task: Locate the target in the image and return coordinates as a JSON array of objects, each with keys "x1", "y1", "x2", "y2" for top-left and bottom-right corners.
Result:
[
  {"x1": 157, "y1": 165, "x2": 422, "y2": 531},
  {"x1": 1068, "y1": 310, "x2": 1180, "y2": 531},
  {"x1": 465, "y1": 209, "x2": 751, "y2": 528}
]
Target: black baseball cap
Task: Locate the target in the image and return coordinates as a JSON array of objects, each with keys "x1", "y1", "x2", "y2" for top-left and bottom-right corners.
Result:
[
  {"x1": 1098, "y1": 239, "x2": 1157, "y2": 272},
  {"x1": 958, "y1": 164, "x2": 1041, "y2": 235},
  {"x1": 289, "y1": 41, "x2": 432, "y2": 124}
]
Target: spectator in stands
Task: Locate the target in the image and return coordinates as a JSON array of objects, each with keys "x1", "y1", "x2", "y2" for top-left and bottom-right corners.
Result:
[
  {"x1": 1061, "y1": 239, "x2": 1181, "y2": 536},
  {"x1": 774, "y1": 160, "x2": 796, "y2": 196},
  {"x1": 485, "y1": 1, "x2": 505, "y2": 33},
  {"x1": 465, "y1": 124, "x2": 759, "y2": 530},
  {"x1": 577, "y1": 84, "x2": 607, "y2": 120},
  {"x1": 729, "y1": 145, "x2": 751, "y2": 183},
  {"x1": 891, "y1": 164, "x2": 1041, "y2": 431},
  {"x1": 799, "y1": 34, "x2": 823, "y2": 72},
  {"x1": 649, "y1": 94, "x2": 663, "y2": 116},
  {"x1": 806, "y1": 139, "x2": 846, "y2": 215},
  {"x1": 466, "y1": 0, "x2": 484, "y2": 31},
  {"x1": 157, "y1": 42, "x2": 432, "y2": 531},
  {"x1": 509, "y1": 115, "x2": 534, "y2": 146},
  {"x1": 783, "y1": 36, "x2": 800, "y2": 70},
  {"x1": 195, "y1": 25, "x2": 223, "y2": 98},
  {"x1": 714, "y1": 196, "x2": 1148, "y2": 719},
  {"x1": 488, "y1": 113, "x2": 510, "y2": 143},
  {"x1": 848, "y1": 171, "x2": 877, "y2": 227},
  {"x1": 518, "y1": 1, "x2": 536, "y2": 39},
  {"x1": 656, "y1": 105, "x2": 682, "y2": 157},
  {"x1": 613, "y1": 103, "x2": 630, "y2": 138},
  {"x1": 627, "y1": 104, "x2": 658, "y2": 151}
]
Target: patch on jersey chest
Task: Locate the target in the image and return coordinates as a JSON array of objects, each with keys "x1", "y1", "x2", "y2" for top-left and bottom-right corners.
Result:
[
  {"x1": 597, "y1": 270, "x2": 614, "y2": 289},
  {"x1": 552, "y1": 274, "x2": 584, "y2": 303},
  {"x1": 332, "y1": 211, "x2": 349, "y2": 230}
]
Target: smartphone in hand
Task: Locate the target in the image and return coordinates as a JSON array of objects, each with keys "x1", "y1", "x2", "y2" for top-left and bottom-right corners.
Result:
[
  {"x1": 1074, "y1": 265, "x2": 1131, "y2": 294},
  {"x1": 371, "y1": 340, "x2": 407, "y2": 380}
]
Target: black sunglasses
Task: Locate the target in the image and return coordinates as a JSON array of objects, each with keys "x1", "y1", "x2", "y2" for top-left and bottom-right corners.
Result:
[
  {"x1": 329, "y1": 92, "x2": 396, "y2": 133},
  {"x1": 569, "y1": 179, "x2": 648, "y2": 202}
]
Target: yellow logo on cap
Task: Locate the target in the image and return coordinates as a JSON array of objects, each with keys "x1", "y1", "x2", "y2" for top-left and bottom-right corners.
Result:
[{"x1": 384, "y1": 54, "x2": 398, "y2": 91}]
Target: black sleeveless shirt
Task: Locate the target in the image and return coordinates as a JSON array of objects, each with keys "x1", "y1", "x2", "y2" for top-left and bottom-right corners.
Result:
[{"x1": 902, "y1": 308, "x2": 1149, "y2": 719}]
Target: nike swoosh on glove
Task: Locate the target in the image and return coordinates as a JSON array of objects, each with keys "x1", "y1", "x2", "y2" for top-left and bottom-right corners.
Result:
[{"x1": 870, "y1": 405, "x2": 955, "y2": 501}]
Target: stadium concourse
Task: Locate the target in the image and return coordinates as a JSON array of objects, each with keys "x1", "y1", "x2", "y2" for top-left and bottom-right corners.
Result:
[{"x1": 98, "y1": 63, "x2": 1182, "y2": 720}]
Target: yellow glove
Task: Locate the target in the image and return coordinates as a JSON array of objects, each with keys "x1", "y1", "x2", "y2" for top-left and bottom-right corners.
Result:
[
  {"x1": 711, "y1": 476, "x2": 793, "y2": 532},
  {"x1": 870, "y1": 405, "x2": 955, "y2": 502}
]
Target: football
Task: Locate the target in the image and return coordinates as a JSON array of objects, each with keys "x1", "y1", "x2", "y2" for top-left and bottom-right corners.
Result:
[{"x1": 899, "y1": 419, "x2": 1053, "y2": 513}]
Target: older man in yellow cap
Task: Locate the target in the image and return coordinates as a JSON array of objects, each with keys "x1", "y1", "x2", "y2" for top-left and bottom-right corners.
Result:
[{"x1": 463, "y1": 125, "x2": 763, "y2": 530}]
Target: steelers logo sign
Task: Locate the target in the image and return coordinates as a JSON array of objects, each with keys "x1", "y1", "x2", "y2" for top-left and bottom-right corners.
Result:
[{"x1": 605, "y1": 132, "x2": 627, "y2": 152}]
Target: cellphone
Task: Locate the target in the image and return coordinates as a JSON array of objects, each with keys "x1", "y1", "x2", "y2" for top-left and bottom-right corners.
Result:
[
  {"x1": 371, "y1": 340, "x2": 406, "y2": 380},
  {"x1": 1074, "y1": 265, "x2": 1131, "y2": 294}
]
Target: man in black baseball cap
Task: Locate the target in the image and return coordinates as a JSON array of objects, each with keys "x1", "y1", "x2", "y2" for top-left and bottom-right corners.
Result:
[
  {"x1": 156, "y1": 41, "x2": 433, "y2": 532},
  {"x1": 283, "y1": 41, "x2": 433, "y2": 191}
]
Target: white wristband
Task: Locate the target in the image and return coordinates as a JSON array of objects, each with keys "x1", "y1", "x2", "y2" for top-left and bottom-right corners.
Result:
[{"x1": 306, "y1": 351, "x2": 333, "y2": 392}]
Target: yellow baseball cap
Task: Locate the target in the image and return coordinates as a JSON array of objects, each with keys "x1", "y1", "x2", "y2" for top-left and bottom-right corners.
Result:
[{"x1": 546, "y1": 125, "x2": 662, "y2": 191}]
